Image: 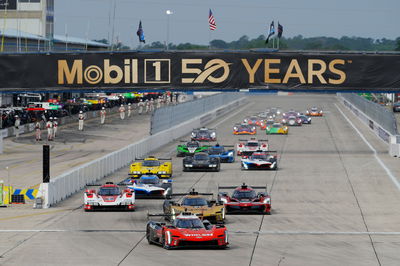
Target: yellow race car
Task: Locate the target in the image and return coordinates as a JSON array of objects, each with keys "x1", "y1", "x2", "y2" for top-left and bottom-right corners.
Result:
[
  {"x1": 129, "y1": 156, "x2": 172, "y2": 178},
  {"x1": 163, "y1": 189, "x2": 225, "y2": 224}
]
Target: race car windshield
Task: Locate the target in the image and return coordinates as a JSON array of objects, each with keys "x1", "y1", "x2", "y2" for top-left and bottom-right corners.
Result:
[
  {"x1": 198, "y1": 130, "x2": 209, "y2": 135},
  {"x1": 143, "y1": 160, "x2": 160, "y2": 167},
  {"x1": 251, "y1": 154, "x2": 268, "y2": 160},
  {"x1": 187, "y1": 142, "x2": 199, "y2": 148},
  {"x1": 98, "y1": 187, "x2": 120, "y2": 195},
  {"x1": 175, "y1": 218, "x2": 204, "y2": 229},
  {"x1": 266, "y1": 120, "x2": 274, "y2": 125},
  {"x1": 182, "y1": 197, "x2": 209, "y2": 206},
  {"x1": 233, "y1": 190, "x2": 257, "y2": 199},
  {"x1": 241, "y1": 125, "x2": 251, "y2": 129},
  {"x1": 311, "y1": 108, "x2": 318, "y2": 111},
  {"x1": 272, "y1": 124, "x2": 282, "y2": 128},
  {"x1": 246, "y1": 142, "x2": 259, "y2": 147},
  {"x1": 209, "y1": 147, "x2": 224, "y2": 154},
  {"x1": 194, "y1": 154, "x2": 209, "y2": 160},
  {"x1": 139, "y1": 177, "x2": 159, "y2": 184}
]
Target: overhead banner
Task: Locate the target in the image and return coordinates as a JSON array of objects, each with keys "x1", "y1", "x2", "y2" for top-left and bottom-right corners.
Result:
[{"x1": 0, "y1": 51, "x2": 400, "y2": 91}]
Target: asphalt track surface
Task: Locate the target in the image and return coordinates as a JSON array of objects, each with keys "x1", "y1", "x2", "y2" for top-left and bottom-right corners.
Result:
[{"x1": 1, "y1": 94, "x2": 400, "y2": 266}]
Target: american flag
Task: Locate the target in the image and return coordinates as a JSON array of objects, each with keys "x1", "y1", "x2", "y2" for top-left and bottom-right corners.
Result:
[{"x1": 209, "y1": 9, "x2": 216, "y2": 30}]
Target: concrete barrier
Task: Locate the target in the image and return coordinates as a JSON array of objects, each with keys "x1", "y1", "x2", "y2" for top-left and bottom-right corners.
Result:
[{"x1": 36, "y1": 95, "x2": 247, "y2": 208}]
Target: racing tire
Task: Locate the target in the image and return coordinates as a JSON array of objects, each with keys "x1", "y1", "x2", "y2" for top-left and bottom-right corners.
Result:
[
  {"x1": 214, "y1": 165, "x2": 220, "y2": 172},
  {"x1": 146, "y1": 226, "x2": 153, "y2": 245},
  {"x1": 265, "y1": 211, "x2": 271, "y2": 215}
]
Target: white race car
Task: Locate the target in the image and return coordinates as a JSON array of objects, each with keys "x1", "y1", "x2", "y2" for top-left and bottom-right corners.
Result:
[
  {"x1": 240, "y1": 152, "x2": 278, "y2": 170},
  {"x1": 124, "y1": 175, "x2": 173, "y2": 199},
  {"x1": 84, "y1": 182, "x2": 135, "y2": 211},
  {"x1": 236, "y1": 138, "x2": 269, "y2": 156}
]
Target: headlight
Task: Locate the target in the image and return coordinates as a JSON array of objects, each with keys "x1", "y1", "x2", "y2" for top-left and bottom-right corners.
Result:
[
  {"x1": 228, "y1": 151, "x2": 233, "y2": 156},
  {"x1": 185, "y1": 164, "x2": 193, "y2": 167},
  {"x1": 244, "y1": 119, "x2": 248, "y2": 122},
  {"x1": 225, "y1": 231, "x2": 228, "y2": 243},
  {"x1": 191, "y1": 132, "x2": 196, "y2": 137},
  {"x1": 166, "y1": 231, "x2": 172, "y2": 245},
  {"x1": 134, "y1": 171, "x2": 140, "y2": 174},
  {"x1": 233, "y1": 127, "x2": 238, "y2": 130},
  {"x1": 158, "y1": 171, "x2": 167, "y2": 174},
  {"x1": 220, "y1": 198, "x2": 228, "y2": 204},
  {"x1": 211, "y1": 132, "x2": 216, "y2": 137},
  {"x1": 263, "y1": 198, "x2": 271, "y2": 204}
]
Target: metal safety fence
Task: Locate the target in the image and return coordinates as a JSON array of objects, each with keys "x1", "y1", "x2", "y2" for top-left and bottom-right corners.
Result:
[
  {"x1": 339, "y1": 93, "x2": 398, "y2": 135},
  {"x1": 150, "y1": 93, "x2": 244, "y2": 135},
  {"x1": 38, "y1": 95, "x2": 247, "y2": 207}
]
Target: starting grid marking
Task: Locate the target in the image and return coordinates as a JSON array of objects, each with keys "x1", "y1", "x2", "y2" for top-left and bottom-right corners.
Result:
[{"x1": 0, "y1": 229, "x2": 399, "y2": 236}]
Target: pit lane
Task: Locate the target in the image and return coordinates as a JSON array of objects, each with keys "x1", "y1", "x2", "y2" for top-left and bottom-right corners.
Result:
[{"x1": 1, "y1": 94, "x2": 400, "y2": 266}]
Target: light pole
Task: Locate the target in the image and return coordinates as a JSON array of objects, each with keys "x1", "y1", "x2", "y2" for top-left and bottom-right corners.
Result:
[{"x1": 166, "y1": 10, "x2": 173, "y2": 50}]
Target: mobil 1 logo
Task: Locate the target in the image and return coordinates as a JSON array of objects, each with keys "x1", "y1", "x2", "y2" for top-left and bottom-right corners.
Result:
[{"x1": 144, "y1": 59, "x2": 171, "y2": 83}]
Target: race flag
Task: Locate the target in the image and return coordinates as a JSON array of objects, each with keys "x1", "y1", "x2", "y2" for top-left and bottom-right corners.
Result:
[
  {"x1": 136, "y1": 20, "x2": 145, "y2": 43},
  {"x1": 265, "y1": 21, "x2": 275, "y2": 44},
  {"x1": 209, "y1": 9, "x2": 217, "y2": 30},
  {"x1": 278, "y1": 22, "x2": 283, "y2": 38}
]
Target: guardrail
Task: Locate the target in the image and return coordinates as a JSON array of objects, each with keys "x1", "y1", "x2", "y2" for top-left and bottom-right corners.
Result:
[
  {"x1": 150, "y1": 93, "x2": 242, "y2": 135},
  {"x1": 37, "y1": 94, "x2": 247, "y2": 208}
]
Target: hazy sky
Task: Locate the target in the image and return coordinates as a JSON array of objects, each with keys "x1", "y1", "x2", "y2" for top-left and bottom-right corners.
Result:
[{"x1": 55, "y1": 0, "x2": 400, "y2": 47}]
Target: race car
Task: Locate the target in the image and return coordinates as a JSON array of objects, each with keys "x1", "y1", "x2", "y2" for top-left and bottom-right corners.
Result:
[
  {"x1": 259, "y1": 119, "x2": 275, "y2": 130},
  {"x1": 233, "y1": 123, "x2": 257, "y2": 135},
  {"x1": 236, "y1": 138, "x2": 268, "y2": 156},
  {"x1": 241, "y1": 151, "x2": 278, "y2": 170},
  {"x1": 283, "y1": 114, "x2": 302, "y2": 126},
  {"x1": 177, "y1": 140, "x2": 210, "y2": 157},
  {"x1": 266, "y1": 123, "x2": 288, "y2": 135},
  {"x1": 298, "y1": 114, "x2": 312, "y2": 124},
  {"x1": 163, "y1": 189, "x2": 225, "y2": 223},
  {"x1": 183, "y1": 152, "x2": 220, "y2": 172},
  {"x1": 191, "y1": 127, "x2": 217, "y2": 141},
  {"x1": 244, "y1": 116, "x2": 263, "y2": 127},
  {"x1": 306, "y1": 107, "x2": 323, "y2": 116},
  {"x1": 282, "y1": 110, "x2": 301, "y2": 119},
  {"x1": 129, "y1": 156, "x2": 172, "y2": 178},
  {"x1": 146, "y1": 212, "x2": 228, "y2": 249},
  {"x1": 122, "y1": 175, "x2": 173, "y2": 199},
  {"x1": 207, "y1": 144, "x2": 235, "y2": 163},
  {"x1": 218, "y1": 183, "x2": 271, "y2": 214},
  {"x1": 84, "y1": 182, "x2": 135, "y2": 211}
]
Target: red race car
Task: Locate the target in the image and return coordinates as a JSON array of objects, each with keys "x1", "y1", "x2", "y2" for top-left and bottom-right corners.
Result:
[
  {"x1": 146, "y1": 212, "x2": 229, "y2": 249},
  {"x1": 218, "y1": 183, "x2": 271, "y2": 214}
]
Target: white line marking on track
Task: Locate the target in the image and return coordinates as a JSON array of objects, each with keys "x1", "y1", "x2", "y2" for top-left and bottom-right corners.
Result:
[{"x1": 335, "y1": 103, "x2": 400, "y2": 191}]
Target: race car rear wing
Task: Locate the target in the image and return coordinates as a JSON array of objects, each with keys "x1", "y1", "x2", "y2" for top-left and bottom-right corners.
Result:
[
  {"x1": 134, "y1": 157, "x2": 172, "y2": 160},
  {"x1": 238, "y1": 139, "x2": 268, "y2": 142},
  {"x1": 218, "y1": 184, "x2": 267, "y2": 190}
]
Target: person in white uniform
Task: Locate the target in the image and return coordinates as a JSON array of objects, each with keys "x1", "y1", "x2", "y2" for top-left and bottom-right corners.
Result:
[
  {"x1": 100, "y1": 107, "x2": 106, "y2": 124},
  {"x1": 78, "y1": 111, "x2": 84, "y2": 131},
  {"x1": 119, "y1": 104, "x2": 126, "y2": 120}
]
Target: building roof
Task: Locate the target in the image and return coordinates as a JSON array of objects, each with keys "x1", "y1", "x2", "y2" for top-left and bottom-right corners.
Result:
[{"x1": 0, "y1": 29, "x2": 109, "y2": 48}]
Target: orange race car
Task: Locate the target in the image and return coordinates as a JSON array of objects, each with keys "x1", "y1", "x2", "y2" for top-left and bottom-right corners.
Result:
[
  {"x1": 233, "y1": 123, "x2": 257, "y2": 135},
  {"x1": 306, "y1": 107, "x2": 323, "y2": 116}
]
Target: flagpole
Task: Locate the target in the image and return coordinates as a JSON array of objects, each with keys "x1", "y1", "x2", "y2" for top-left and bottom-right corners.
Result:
[
  {"x1": 1, "y1": 0, "x2": 9, "y2": 52},
  {"x1": 277, "y1": 37, "x2": 280, "y2": 50},
  {"x1": 208, "y1": 30, "x2": 211, "y2": 49}
]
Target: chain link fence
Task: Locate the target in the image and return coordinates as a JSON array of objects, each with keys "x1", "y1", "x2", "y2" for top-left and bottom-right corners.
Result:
[
  {"x1": 340, "y1": 93, "x2": 398, "y2": 135},
  {"x1": 150, "y1": 93, "x2": 244, "y2": 134}
]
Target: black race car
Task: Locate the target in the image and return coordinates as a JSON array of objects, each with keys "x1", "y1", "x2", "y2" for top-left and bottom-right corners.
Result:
[
  {"x1": 191, "y1": 127, "x2": 217, "y2": 141},
  {"x1": 183, "y1": 152, "x2": 220, "y2": 172}
]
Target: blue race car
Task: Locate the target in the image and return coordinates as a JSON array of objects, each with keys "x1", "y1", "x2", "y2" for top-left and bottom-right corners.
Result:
[
  {"x1": 122, "y1": 175, "x2": 173, "y2": 199},
  {"x1": 299, "y1": 114, "x2": 312, "y2": 124},
  {"x1": 207, "y1": 144, "x2": 235, "y2": 163}
]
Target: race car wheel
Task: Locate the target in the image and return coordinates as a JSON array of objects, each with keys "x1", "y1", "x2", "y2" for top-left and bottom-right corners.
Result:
[
  {"x1": 214, "y1": 165, "x2": 220, "y2": 172},
  {"x1": 146, "y1": 226, "x2": 152, "y2": 244}
]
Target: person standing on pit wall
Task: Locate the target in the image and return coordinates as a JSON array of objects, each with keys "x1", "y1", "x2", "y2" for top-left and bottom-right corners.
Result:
[
  {"x1": 119, "y1": 104, "x2": 126, "y2": 120},
  {"x1": 149, "y1": 98, "x2": 155, "y2": 113},
  {"x1": 127, "y1": 103, "x2": 132, "y2": 118},
  {"x1": 35, "y1": 120, "x2": 42, "y2": 141},
  {"x1": 14, "y1": 115, "x2": 21, "y2": 139},
  {"x1": 145, "y1": 99, "x2": 150, "y2": 114},
  {"x1": 53, "y1": 117, "x2": 58, "y2": 138},
  {"x1": 156, "y1": 96, "x2": 162, "y2": 109},
  {"x1": 100, "y1": 107, "x2": 106, "y2": 124},
  {"x1": 78, "y1": 111, "x2": 84, "y2": 131},
  {"x1": 46, "y1": 117, "x2": 53, "y2": 141},
  {"x1": 138, "y1": 99, "x2": 145, "y2": 115}
]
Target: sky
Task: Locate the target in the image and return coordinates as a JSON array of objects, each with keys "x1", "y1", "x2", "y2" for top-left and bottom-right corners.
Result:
[{"x1": 54, "y1": 0, "x2": 400, "y2": 47}]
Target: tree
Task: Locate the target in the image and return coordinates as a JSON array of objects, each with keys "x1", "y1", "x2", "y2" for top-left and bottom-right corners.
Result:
[{"x1": 395, "y1": 37, "x2": 400, "y2": 51}]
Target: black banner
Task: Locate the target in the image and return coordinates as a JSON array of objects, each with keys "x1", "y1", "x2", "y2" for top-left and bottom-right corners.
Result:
[
  {"x1": 0, "y1": 0, "x2": 16, "y2": 10},
  {"x1": 1, "y1": 51, "x2": 400, "y2": 92}
]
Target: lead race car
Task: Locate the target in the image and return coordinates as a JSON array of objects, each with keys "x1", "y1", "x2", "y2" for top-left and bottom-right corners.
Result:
[
  {"x1": 177, "y1": 140, "x2": 210, "y2": 157},
  {"x1": 183, "y1": 152, "x2": 220, "y2": 172},
  {"x1": 207, "y1": 144, "x2": 235, "y2": 163},
  {"x1": 191, "y1": 127, "x2": 217, "y2": 141},
  {"x1": 84, "y1": 182, "x2": 135, "y2": 211},
  {"x1": 236, "y1": 138, "x2": 269, "y2": 156},
  {"x1": 146, "y1": 212, "x2": 228, "y2": 249},
  {"x1": 306, "y1": 107, "x2": 323, "y2": 116},
  {"x1": 218, "y1": 183, "x2": 271, "y2": 214},
  {"x1": 241, "y1": 151, "x2": 278, "y2": 170},
  {"x1": 122, "y1": 175, "x2": 173, "y2": 199}
]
